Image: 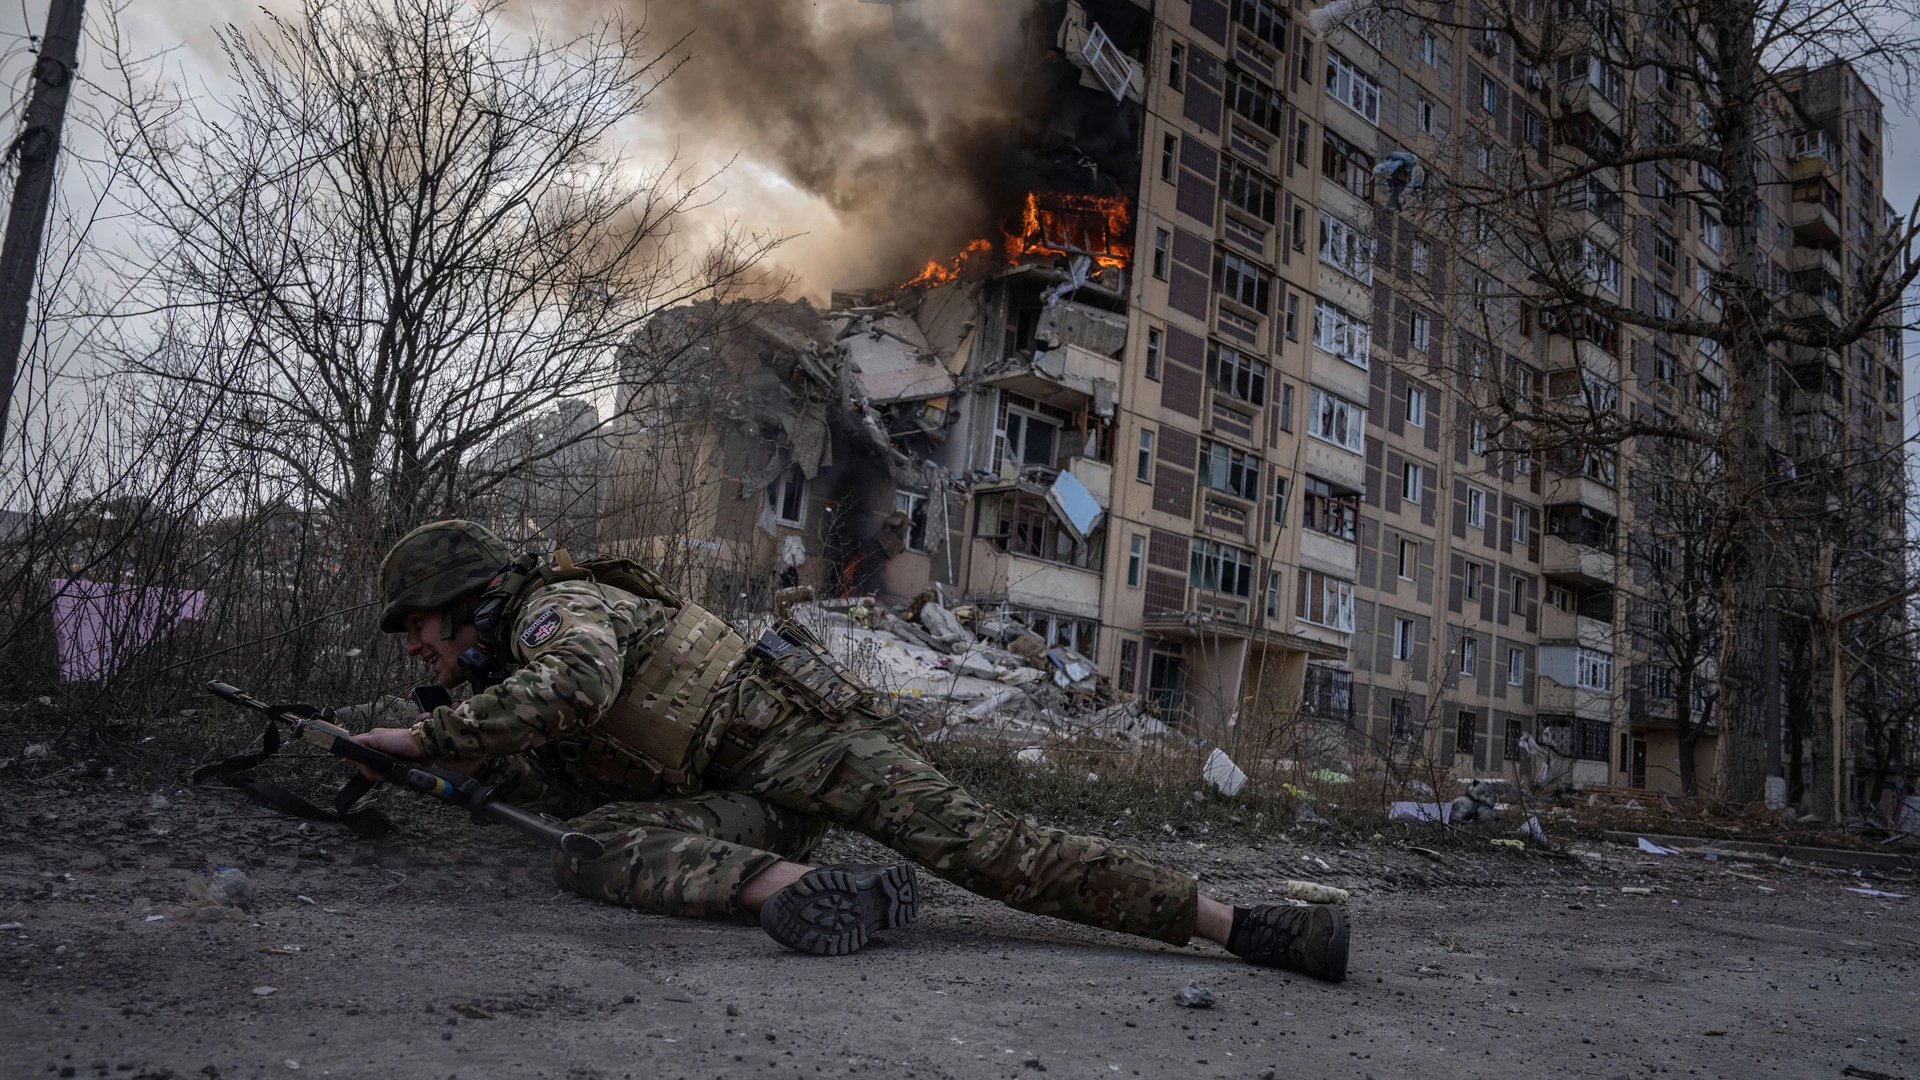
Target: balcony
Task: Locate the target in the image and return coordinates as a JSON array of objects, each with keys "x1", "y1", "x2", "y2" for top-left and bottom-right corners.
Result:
[
  {"x1": 987, "y1": 341, "x2": 1122, "y2": 415},
  {"x1": 1066, "y1": 456, "x2": 1112, "y2": 509},
  {"x1": 1782, "y1": 289, "x2": 1843, "y2": 331},
  {"x1": 1787, "y1": 245, "x2": 1843, "y2": 280},
  {"x1": 1536, "y1": 679, "x2": 1612, "y2": 719},
  {"x1": 1298, "y1": 527, "x2": 1358, "y2": 579},
  {"x1": 1789, "y1": 200, "x2": 1841, "y2": 245},
  {"x1": 1543, "y1": 535, "x2": 1615, "y2": 586},
  {"x1": 968, "y1": 538, "x2": 1103, "y2": 619},
  {"x1": 1546, "y1": 335, "x2": 1618, "y2": 379},
  {"x1": 1539, "y1": 604, "x2": 1614, "y2": 650},
  {"x1": 1563, "y1": 83, "x2": 1622, "y2": 134}
]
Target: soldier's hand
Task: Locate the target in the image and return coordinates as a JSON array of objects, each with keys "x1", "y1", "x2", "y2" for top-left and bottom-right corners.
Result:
[{"x1": 350, "y1": 726, "x2": 425, "y2": 780}]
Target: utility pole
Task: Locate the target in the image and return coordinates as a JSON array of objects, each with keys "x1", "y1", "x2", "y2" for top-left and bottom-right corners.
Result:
[{"x1": 0, "y1": 0, "x2": 87, "y2": 457}]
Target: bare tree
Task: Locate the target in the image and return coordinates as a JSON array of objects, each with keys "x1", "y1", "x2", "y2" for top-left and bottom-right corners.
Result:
[{"x1": 98, "y1": 0, "x2": 778, "y2": 550}]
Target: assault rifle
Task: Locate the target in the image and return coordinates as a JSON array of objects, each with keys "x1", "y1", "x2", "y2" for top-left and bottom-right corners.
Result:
[{"x1": 195, "y1": 681, "x2": 604, "y2": 859}]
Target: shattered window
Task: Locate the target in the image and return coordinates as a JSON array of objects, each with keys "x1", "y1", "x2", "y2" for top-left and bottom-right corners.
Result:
[
  {"x1": 767, "y1": 464, "x2": 806, "y2": 525},
  {"x1": 1317, "y1": 210, "x2": 1374, "y2": 284},
  {"x1": 1198, "y1": 439, "x2": 1261, "y2": 500},
  {"x1": 1306, "y1": 387, "x2": 1366, "y2": 454},
  {"x1": 1219, "y1": 158, "x2": 1278, "y2": 223},
  {"x1": 1189, "y1": 539, "x2": 1255, "y2": 597},
  {"x1": 1225, "y1": 69, "x2": 1286, "y2": 135},
  {"x1": 1000, "y1": 408, "x2": 1060, "y2": 470},
  {"x1": 1325, "y1": 51, "x2": 1380, "y2": 125},
  {"x1": 1212, "y1": 250, "x2": 1270, "y2": 313},
  {"x1": 1321, "y1": 130, "x2": 1373, "y2": 198},
  {"x1": 1294, "y1": 568, "x2": 1355, "y2": 630},
  {"x1": 1207, "y1": 342, "x2": 1268, "y2": 405},
  {"x1": 892, "y1": 491, "x2": 929, "y2": 552},
  {"x1": 1233, "y1": 0, "x2": 1289, "y2": 49},
  {"x1": 1301, "y1": 476, "x2": 1358, "y2": 540}
]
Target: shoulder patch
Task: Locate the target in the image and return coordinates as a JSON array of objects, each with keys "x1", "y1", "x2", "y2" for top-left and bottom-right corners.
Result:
[{"x1": 519, "y1": 605, "x2": 566, "y2": 649}]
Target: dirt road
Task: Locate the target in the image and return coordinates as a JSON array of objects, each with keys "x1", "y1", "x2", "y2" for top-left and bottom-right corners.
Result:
[{"x1": 2, "y1": 778, "x2": 1915, "y2": 1080}]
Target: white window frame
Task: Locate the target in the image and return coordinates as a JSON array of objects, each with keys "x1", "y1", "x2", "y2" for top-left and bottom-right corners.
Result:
[
  {"x1": 1128, "y1": 534, "x2": 1145, "y2": 587},
  {"x1": 1136, "y1": 430, "x2": 1154, "y2": 481},
  {"x1": 1411, "y1": 239, "x2": 1430, "y2": 276},
  {"x1": 1460, "y1": 635, "x2": 1478, "y2": 676},
  {"x1": 1410, "y1": 311, "x2": 1431, "y2": 352},
  {"x1": 1513, "y1": 505, "x2": 1531, "y2": 544},
  {"x1": 768, "y1": 464, "x2": 807, "y2": 526},
  {"x1": 1466, "y1": 486, "x2": 1488, "y2": 527},
  {"x1": 1576, "y1": 647, "x2": 1614, "y2": 691},
  {"x1": 1307, "y1": 387, "x2": 1367, "y2": 455},
  {"x1": 1394, "y1": 617, "x2": 1415, "y2": 660},
  {"x1": 1326, "y1": 51, "x2": 1381, "y2": 124},
  {"x1": 1318, "y1": 210, "x2": 1375, "y2": 284},
  {"x1": 1508, "y1": 647, "x2": 1525, "y2": 686},
  {"x1": 1406, "y1": 385, "x2": 1427, "y2": 426},
  {"x1": 1402, "y1": 461, "x2": 1423, "y2": 503},
  {"x1": 1296, "y1": 569, "x2": 1357, "y2": 632},
  {"x1": 1470, "y1": 420, "x2": 1488, "y2": 456},
  {"x1": 1311, "y1": 299, "x2": 1372, "y2": 369},
  {"x1": 1464, "y1": 561, "x2": 1481, "y2": 600},
  {"x1": 1398, "y1": 538, "x2": 1417, "y2": 580},
  {"x1": 892, "y1": 490, "x2": 929, "y2": 552}
]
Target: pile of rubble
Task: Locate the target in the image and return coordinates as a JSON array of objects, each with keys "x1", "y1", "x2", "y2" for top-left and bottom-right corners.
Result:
[{"x1": 772, "y1": 588, "x2": 1170, "y2": 743}]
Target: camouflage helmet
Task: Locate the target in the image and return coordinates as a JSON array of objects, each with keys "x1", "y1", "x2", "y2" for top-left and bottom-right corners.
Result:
[{"x1": 378, "y1": 520, "x2": 513, "y2": 633}]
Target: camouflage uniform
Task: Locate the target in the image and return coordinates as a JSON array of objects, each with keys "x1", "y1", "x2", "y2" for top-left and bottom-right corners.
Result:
[{"x1": 410, "y1": 578, "x2": 1200, "y2": 945}]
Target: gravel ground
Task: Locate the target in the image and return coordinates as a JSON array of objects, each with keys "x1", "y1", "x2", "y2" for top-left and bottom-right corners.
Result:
[{"x1": 1, "y1": 777, "x2": 1916, "y2": 1080}]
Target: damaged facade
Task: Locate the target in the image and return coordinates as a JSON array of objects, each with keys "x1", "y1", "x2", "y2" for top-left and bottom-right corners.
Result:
[{"x1": 597, "y1": 0, "x2": 1906, "y2": 799}]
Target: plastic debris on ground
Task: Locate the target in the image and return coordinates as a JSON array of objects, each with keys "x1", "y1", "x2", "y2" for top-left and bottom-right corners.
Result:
[
  {"x1": 1844, "y1": 888, "x2": 1909, "y2": 899},
  {"x1": 1637, "y1": 837, "x2": 1680, "y2": 855},
  {"x1": 1202, "y1": 748, "x2": 1247, "y2": 796}
]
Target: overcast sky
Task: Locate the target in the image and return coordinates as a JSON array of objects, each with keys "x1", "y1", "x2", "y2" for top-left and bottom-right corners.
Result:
[{"x1": 1, "y1": 0, "x2": 1915, "y2": 435}]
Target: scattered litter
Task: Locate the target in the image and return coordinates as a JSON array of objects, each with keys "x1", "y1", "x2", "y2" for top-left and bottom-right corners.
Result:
[
  {"x1": 259, "y1": 945, "x2": 302, "y2": 955},
  {"x1": 1517, "y1": 816, "x2": 1547, "y2": 844},
  {"x1": 1490, "y1": 839, "x2": 1526, "y2": 851},
  {"x1": 1637, "y1": 838, "x2": 1680, "y2": 855},
  {"x1": 0, "y1": 922, "x2": 23, "y2": 931},
  {"x1": 1202, "y1": 748, "x2": 1247, "y2": 797},
  {"x1": 1389, "y1": 802, "x2": 1451, "y2": 824},
  {"x1": 1293, "y1": 803, "x2": 1329, "y2": 827},
  {"x1": 451, "y1": 1002, "x2": 494, "y2": 1020},
  {"x1": 1844, "y1": 888, "x2": 1909, "y2": 900},
  {"x1": 1407, "y1": 847, "x2": 1445, "y2": 861},
  {"x1": 149, "y1": 792, "x2": 169, "y2": 810},
  {"x1": 284, "y1": 1061, "x2": 299, "y2": 1071},
  {"x1": 22, "y1": 743, "x2": 49, "y2": 761},
  {"x1": 143, "y1": 914, "x2": 165, "y2": 923},
  {"x1": 252, "y1": 986, "x2": 278, "y2": 997},
  {"x1": 1621, "y1": 887, "x2": 1655, "y2": 896},
  {"x1": 1173, "y1": 983, "x2": 1216, "y2": 1008},
  {"x1": 1014, "y1": 746, "x2": 1046, "y2": 764},
  {"x1": 1310, "y1": 769, "x2": 1353, "y2": 784},
  {"x1": 1758, "y1": 886, "x2": 1776, "y2": 894}
]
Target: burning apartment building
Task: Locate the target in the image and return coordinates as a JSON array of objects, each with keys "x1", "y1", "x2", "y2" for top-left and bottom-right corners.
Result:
[{"x1": 599, "y1": 0, "x2": 1907, "y2": 798}]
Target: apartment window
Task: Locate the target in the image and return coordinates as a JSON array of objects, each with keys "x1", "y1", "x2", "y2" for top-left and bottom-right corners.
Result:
[
  {"x1": 1421, "y1": 31, "x2": 1436, "y2": 65},
  {"x1": 1280, "y1": 384, "x2": 1294, "y2": 431},
  {"x1": 1513, "y1": 505, "x2": 1531, "y2": 544},
  {"x1": 1318, "y1": 210, "x2": 1374, "y2": 283},
  {"x1": 1145, "y1": 327, "x2": 1162, "y2": 380},
  {"x1": 893, "y1": 490, "x2": 929, "y2": 551},
  {"x1": 1508, "y1": 647, "x2": 1525, "y2": 686},
  {"x1": 1199, "y1": 439, "x2": 1261, "y2": 500},
  {"x1": 1272, "y1": 474, "x2": 1290, "y2": 524},
  {"x1": 1654, "y1": 228, "x2": 1677, "y2": 267},
  {"x1": 1402, "y1": 461, "x2": 1424, "y2": 504},
  {"x1": 1397, "y1": 538, "x2": 1416, "y2": 580},
  {"x1": 1128, "y1": 534, "x2": 1145, "y2": 587},
  {"x1": 1208, "y1": 343, "x2": 1268, "y2": 405},
  {"x1": 1214, "y1": 250, "x2": 1272, "y2": 313},
  {"x1": 1160, "y1": 133, "x2": 1178, "y2": 182},
  {"x1": 1411, "y1": 239, "x2": 1430, "y2": 277},
  {"x1": 1469, "y1": 420, "x2": 1487, "y2": 456},
  {"x1": 1000, "y1": 406, "x2": 1059, "y2": 468},
  {"x1": 1481, "y1": 76, "x2": 1498, "y2": 113},
  {"x1": 1291, "y1": 205, "x2": 1307, "y2": 251},
  {"x1": 1580, "y1": 237, "x2": 1620, "y2": 293},
  {"x1": 1169, "y1": 42, "x2": 1185, "y2": 91},
  {"x1": 1654, "y1": 345, "x2": 1677, "y2": 383},
  {"x1": 1418, "y1": 98, "x2": 1434, "y2": 133},
  {"x1": 1466, "y1": 486, "x2": 1487, "y2": 527},
  {"x1": 768, "y1": 463, "x2": 806, "y2": 525},
  {"x1": 1220, "y1": 158, "x2": 1279, "y2": 223},
  {"x1": 1234, "y1": 0, "x2": 1289, "y2": 49},
  {"x1": 1190, "y1": 539, "x2": 1255, "y2": 597},
  {"x1": 1326, "y1": 51, "x2": 1381, "y2": 124},
  {"x1": 1576, "y1": 648, "x2": 1613, "y2": 692},
  {"x1": 1701, "y1": 215, "x2": 1724, "y2": 253},
  {"x1": 1152, "y1": 228, "x2": 1170, "y2": 280},
  {"x1": 1135, "y1": 430, "x2": 1154, "y2": 481},
  {"x1": 1296, "y1": 39, "x2": 1314, "y2": 85},
  {"x1": 1464, "y1": 561, "x2": 1482, "y2": 601},
  {"x1": 1648, "y1": 665, "x2": 1674, "y2": 700},
  {"x1": 1118, "y1": 639, "x2": 1139, "y2": 691},
  {"x1": 1296, "y1": 568, "x2": 1357, "y2": 631},
  {"x1": 1554, "y1": 53, "x2": 1621, "y2": 106},
  {"x1": 1295, "y1": 118, "x2": 1310, "y2": 165},
  {"x1": 1284, "y1": 294, "x2": 1299, "y2": 340},
  {"x1": 1394, "y1": 617, "x2": 1415, "y2": 660},
  {"x1": 1410, "y1": 311, "x2": 1431, "y2": 352},
  {"x1": 1312, "y1": 300, "x2": 1371, "y2": 368},
  {"x1": 1389, "y1": 696, "x2": 1413, "y2": 741},
  {"x1": 1301, "y1": 476, "x2": 1359, "y2": 541},
  {"x1": 1460, "y1": 635, "x2": 1478, "y2": 676},
  {"x1": 1266, "y1": 571, "x2": 1283, "y2": 620},
  {"x1": 1226, "y1": 69, "x2": 1286, "y2": 135},
  {"x1": 1321, "y1": 130, "x2": 1373, "y2": 198},
  {"x1": 1523, "y1": 109, "x2": 1542, "y2": 147},
  {"x1": 1456, "y1": 710, "x2": 1476, "y2": 754},
  {"x1": 1653, "y1": 168, "x2": 1675, "y2": 204},
  {"x1": 1654, "y1": 286, "x2": 1678, "y2": 320},
  {"x1": 1307, "y1": 387, "x2": 1366, "y2": 454},
  {"x1": 1512, "y1": 576, "x2": 1527, "y2": 617},
  {"x1": 1547, "y1": 585, "x2": 1571, "y2": 612},
  {"x1": 1407, "y1": 385, "x2": 1427, "y2": 425},
  {"x1": 1505, "y1": 718, "x2": 1524, "y2": 760}
]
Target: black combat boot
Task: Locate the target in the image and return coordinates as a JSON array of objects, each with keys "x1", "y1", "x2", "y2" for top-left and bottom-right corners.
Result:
[
  {"x1": 759, "y1": 863, "x2": 919, "y2": 956},
  {"x1": 1226, "y1": 903, "x2": 1350, "y2": 981}
]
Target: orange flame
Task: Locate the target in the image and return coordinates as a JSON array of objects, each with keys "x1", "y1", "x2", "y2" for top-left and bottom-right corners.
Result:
[
  {"x1": 902, "y1": 238, "x2": 994, "y2": 290},
  {"x1": 892, "y1": 191, "x2": 1133, "y2": 294}
]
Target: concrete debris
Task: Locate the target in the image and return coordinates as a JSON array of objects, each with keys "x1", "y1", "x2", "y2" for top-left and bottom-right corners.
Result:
[
  {"x1": 1202, "y1": 748, "x2": 1247, "y2": 797},
  {"x1": 1173, "y1": 984, "x2": 1216, "y2": 1008},
  {"x1": 917, "y1": 602, "x2": 973, "y2": 652},
  {"x1": 1282, "y1": 880, "x2": 1349, "y2": 904},
  {"x1": 209, "y1": 866, "x2": 254, "y2": 911}
]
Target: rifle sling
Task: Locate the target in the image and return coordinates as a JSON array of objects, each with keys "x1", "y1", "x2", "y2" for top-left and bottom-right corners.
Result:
[{"x1": 192, "y1": 719, "x2": 393, "y2": 839}]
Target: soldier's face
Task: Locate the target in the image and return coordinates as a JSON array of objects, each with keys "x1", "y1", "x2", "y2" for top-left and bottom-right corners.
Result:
[{"x1": 401, "y1": 609, "x2": 480, "y2": 688}]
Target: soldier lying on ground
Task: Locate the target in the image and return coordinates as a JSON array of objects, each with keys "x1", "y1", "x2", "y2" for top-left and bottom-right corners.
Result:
[{"x1": 348, "y1": 520, "x2": 1350, "y2": 979}]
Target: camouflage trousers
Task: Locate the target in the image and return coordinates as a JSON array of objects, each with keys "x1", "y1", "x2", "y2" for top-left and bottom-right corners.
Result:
[{"x1": 551, "y1": 682, "x2": 1199, "y2": 945}]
